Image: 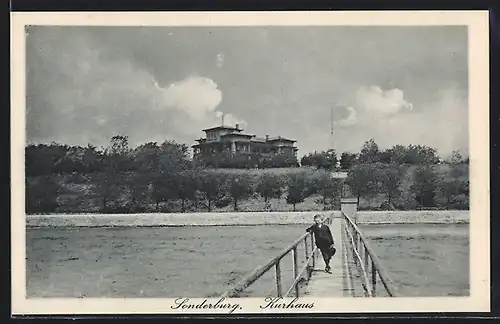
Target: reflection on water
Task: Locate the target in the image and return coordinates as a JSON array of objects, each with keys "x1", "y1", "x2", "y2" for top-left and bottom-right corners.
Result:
[{"x1": 26, "y1": 223, "x2": 469, "y2": 298}]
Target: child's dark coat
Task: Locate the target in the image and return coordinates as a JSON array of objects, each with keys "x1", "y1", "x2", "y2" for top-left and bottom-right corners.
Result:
[
  {"x1": 306, "y1": 223, "x2": 336, "y2": 262},
  {"x1": 306, "y1": 223, "x2": 335, "y2": 248}
]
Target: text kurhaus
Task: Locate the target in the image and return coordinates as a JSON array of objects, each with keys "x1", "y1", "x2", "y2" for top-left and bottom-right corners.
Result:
[{"x1": 260, "y1": 297, "x2": 315, "y2": 309}]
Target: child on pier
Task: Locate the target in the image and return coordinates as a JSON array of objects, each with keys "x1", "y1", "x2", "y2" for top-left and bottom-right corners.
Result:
[{"x1": 306, "y1": 214, "x2": 336, "y2": 274}]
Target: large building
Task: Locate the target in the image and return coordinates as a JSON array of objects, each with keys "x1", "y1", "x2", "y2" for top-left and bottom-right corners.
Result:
[{"x1": 192, "y1": 123, "x2": 298, "y2": 158}]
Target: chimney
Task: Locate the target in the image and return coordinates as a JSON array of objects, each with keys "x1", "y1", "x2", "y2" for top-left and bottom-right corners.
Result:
[
  {"x1": 235, "y1": 123, "x2": 239, "y2": 130},
  {"x1": 265, "y1": 135, "x2": 269, "y2": 141}
]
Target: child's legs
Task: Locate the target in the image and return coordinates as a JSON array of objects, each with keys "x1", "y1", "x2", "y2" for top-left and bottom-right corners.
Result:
[{"x1": 320, "y1": 248, "x2": 331, "y2": 266}]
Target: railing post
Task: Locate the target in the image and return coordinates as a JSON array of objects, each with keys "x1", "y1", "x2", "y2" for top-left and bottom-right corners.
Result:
[
  {"x1": 293, "y1": 246, "x2": 299, "y2": 297},
  {"x1": 364, "y1": 245, "x2": 369, "y2": 278},
  {"x1": 371, "y1": 260, "x2": 377, "y2": 297},
  {"x1": 304, "y1": 237, "x2": 309, "y2": 261},
  {"x1": 275, "y1": 261, "x2": 282, "y2": 297},
  {"x1": 340, "y1": 209, "x2": 398, "y2": 299},
  {"x1": 310, "y1": 234, "x2": 316, "y2": 269},
  {"x1": 358, "y1": 234, "x2": 362, "y2": 257},
  {"x1": 352, "y1": 222, "x2": 358, "y2": 247}
]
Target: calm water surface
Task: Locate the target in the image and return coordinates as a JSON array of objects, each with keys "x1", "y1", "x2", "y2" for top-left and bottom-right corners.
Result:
[
  {"x1": 26, "y1": 223, "x2": 468, "y2": 297},
  {"x1": 360, "y1": 224, "x2": 469, "y2": 297}
]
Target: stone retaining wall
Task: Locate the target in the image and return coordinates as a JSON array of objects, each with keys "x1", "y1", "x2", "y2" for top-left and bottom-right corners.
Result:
[
  {"x1": 25, "y1": 211, "x2": 340, "y2": 228},
  {"x1": 356, "y1": 210, "x2": 469, "y2": 224},
  {"x1": 25, "y1": 210, "x2": 469, "y2": 228}
]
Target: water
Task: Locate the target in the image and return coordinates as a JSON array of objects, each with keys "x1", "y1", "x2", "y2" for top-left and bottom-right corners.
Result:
[
  {"x1": 360, "y1": 224, "x2": 469, "y2": 297},
  {"x1": 26, "y1": 223, "x2": 469, "y2": 298},
  {"x1": 26, "y1": 225, "x2": 309, "y2": 298}
]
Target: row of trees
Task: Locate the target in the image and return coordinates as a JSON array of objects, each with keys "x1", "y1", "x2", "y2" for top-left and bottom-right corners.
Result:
[
  {"x1": 26, "y1": 168, "x2": 344, "y2": 214},
  {"x1": 302, "y1": 139, "x2": 469, "y2": 171},
  {"x1": 347, "y1": 161, "x2": 468, "y2": 210},
  {"x1": 26, "y1": 136, "x2": 469, "y2": 177},
  {"x1": 27, "y1": 160, "x2": 468, "y2": 214},
  {"x1": 25, "y1": 139, "x2": 301, "y2": 176},
  {"x1": 25, "y1": 135, "x2": 469, "y2": 213},
  {"x1": 25, "y1": 136, "x2": 192, "y2": 177}
]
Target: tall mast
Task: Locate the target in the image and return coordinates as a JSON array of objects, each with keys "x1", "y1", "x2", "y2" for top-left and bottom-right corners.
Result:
[
  {"x1": 330, "y1": 107, "x2": 335, "y2": 152},
  {"x1": 221, "y1": 112, "x2": 225, "y2": 126}
]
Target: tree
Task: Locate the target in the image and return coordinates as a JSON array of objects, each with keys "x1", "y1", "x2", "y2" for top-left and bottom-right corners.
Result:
[
  {"x1": 127, "y1": 172, "x2": 150, "y2": 211},
  {"x1": 410, "y1": 165, "x2": 439, "y2": 208},
  {"x1": 198, "y1": 172, "x2": 229, "y2": 212},
  {"x1": 175, "y1": 172, "x2": 199, "y2": 212},
  {"x1": 339, "y1": 152, "x2": 358, "y2": 170},
  {"x1": 437, "y1": 176, "x2": 462, "y2": 209},
  {"x1": 133, "y1": 142, "x2": 161, "y2": 174},
  {"x1": 265, "y1": 152, "x2": 298, "y2": 168},
  {"x1": 380, "y1": 145, "x2": 407, "y2": 164},
  {"x1": 25, "y1": 143, "x2": 69, "y2": 176},
  {"x1": 359, "y1": 139, "x2": 381, "y2": 164},
  {"x1": 151, "y1": 173, "x2": 179, "y2": 212},
  {"x1": 256, "y1": 173, "x2": 284, "y2": 209},
  {"x1": 26, "y1": 175, "x2": 60, "y2": 214},
  {"x1": 346, "y1": 163, "x2": 378, "y2": 204},
  {"x1": 82, "y1": 144, "x2": 102, "y2": 173},
  {"x1": 376, "y1": 163, "x2": 406, "y2": 207},
  {"x1": 300, "y1": 150, "x2": 337, "y2": 170},
  {"x1": 286, "y1": 172, "x2": 309, "y2": 211},
  {"x1": 107, "y1": 134, "x2": 133, "y2": 171},
  {"x1": 445, "y1": 150, "x2": 466, "y2": 167},
  {"x1": 311, "y1": 171, "x2": 342, "y2": 210},
  {"x1": 227, "y1": 174, "x2": 254, "y2": 211},
  {"x1": 405, "y1": 144, "x2": 440, "y2": 165},
  {"x1": 94, "y1": 135, "x2": 131, "y2": 211},
  {"x1": 158, "y1": 140, "x2": 191, "y2": 174}
]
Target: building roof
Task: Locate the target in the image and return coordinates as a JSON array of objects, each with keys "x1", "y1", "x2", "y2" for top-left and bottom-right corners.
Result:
[
  {"x1": 202, "y1": 125, "x2": 243, "y2": 132},
  {"x1": 220, "y1": 133, "x2": 254, "y2": 138},
  {"x1": 251, "y1": 137, "x2": 267, "y2": 143},
  {"x1": 266, "y1": 136, "x2": 296, "y2": 143}
]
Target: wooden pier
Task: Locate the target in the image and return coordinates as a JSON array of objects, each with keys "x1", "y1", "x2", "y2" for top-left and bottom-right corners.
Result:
[
  {"x1": 220, "y1": 198, "x2": 397, "y2": 299},
  {"x1": 303, "y1": 217, "x2": 344, "y2": 297}
]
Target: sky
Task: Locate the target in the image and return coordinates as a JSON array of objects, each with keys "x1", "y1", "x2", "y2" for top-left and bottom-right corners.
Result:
[{"x1": 25, "y1": 26, "x2": 468, "y2": 158}]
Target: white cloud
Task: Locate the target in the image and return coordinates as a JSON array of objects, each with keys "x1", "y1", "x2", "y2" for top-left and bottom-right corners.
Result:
[
  {"x1": 153, "y1": 76, "x2": 247, "y2": 138},
  {"x1": 351, "y1": 87, "x2": 467, "y2": 155},
  {"x1": 356, "y1": 85, "x2": 413, "y2": 114},
  {"x1": 155, "y1": 76, "x2": 247, "y2": 130},
  {"x1": 27, "y1": 28, "x2": 248, "y2": 147},
  {"x1": 160, "y1": 76, "x2": 223, "y2": 120}
]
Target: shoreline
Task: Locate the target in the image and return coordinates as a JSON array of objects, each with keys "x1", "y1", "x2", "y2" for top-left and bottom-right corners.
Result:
[{"x1": 25, "y1": 210, "x2": 470, "y2": 228}]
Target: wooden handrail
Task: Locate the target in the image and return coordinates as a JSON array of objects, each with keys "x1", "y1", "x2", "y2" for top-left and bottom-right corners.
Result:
[
  {"x1": 284, "y1": 247, "x2": 318, "y2": 297},
  {"x1": 344, "y1": 219, "x2": 372, "y2": 297},
  {"x1": 342, "y1": 211, "x2": 397, "y2": 297},
  {"x1": 220, "y1": 231, "x2": 313, "y2": 298},
  {"x1": 341, "y1": 230, "x2": 354, "y2": 296},
  {"x1": 219, "y1": 212, "x2": 396, "y2": 298},
  {"x1": 220, "y1": 215, "x2": 333, "y2": 298}
]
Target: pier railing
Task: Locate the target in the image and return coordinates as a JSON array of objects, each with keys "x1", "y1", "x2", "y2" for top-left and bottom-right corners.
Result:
[
  {"x1": 219, "y1": 219, "x2": 332, "y2": 298},
  {"x1": 342, "y1": 211, "x2": 398, "y2": 297}
]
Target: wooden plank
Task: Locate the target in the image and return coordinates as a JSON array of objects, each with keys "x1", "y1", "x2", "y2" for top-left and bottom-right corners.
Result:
[{"x1": 303, "y1": 218, "x2": 345, "y2": 297}]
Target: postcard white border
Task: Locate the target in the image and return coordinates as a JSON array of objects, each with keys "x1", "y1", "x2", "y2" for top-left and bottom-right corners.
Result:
[{"x1": 11, "y1": 10, "x2": 490, "y2": 315}]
